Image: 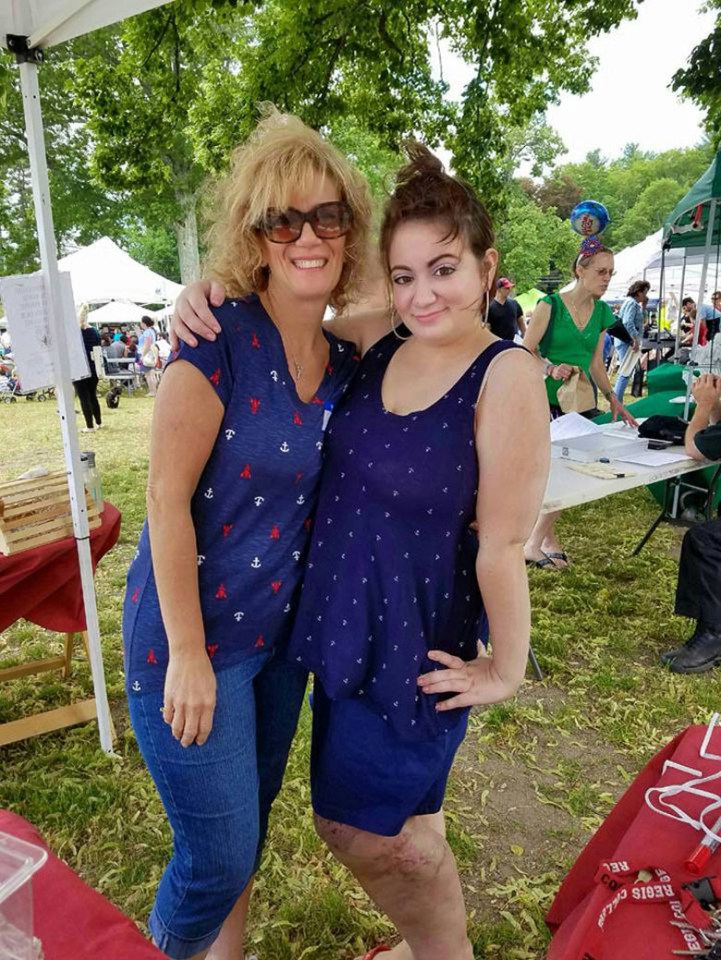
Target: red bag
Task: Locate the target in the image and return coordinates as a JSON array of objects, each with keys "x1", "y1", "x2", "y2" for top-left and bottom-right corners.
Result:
[{"x1": 546, "y1": 723, "x2": 721, "y2": 959}]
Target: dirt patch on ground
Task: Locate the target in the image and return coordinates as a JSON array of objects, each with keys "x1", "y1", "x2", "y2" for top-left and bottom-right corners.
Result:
[{"x1": 449, "y1": 684, "x2": 629, "y2": 923}]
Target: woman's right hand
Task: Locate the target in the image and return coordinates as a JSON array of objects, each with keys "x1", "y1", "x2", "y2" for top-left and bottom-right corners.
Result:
[
  {"x1": 551, "y1": 363, "x2": 574, "y2": 381},
  {"x1": 170, "y1": 280, "x2": 227, "y2": 350},
  {"x1": 162, "y1": 649, "x2": 217, "y2": 747}
]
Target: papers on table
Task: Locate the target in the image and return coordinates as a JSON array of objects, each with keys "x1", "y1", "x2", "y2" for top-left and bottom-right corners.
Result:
[
  {"x1": 549, "y1": 412, "x2": 602, "y2": 441},
  {"x1": 549, "y1": 413, "x2": 691, "y2": 466},
  {"x1": 0, "y1": 271, "x2": 88, "y2": 391},
  {"x1": 615, "y1": 449, "x2": 692, "y2": 467}
]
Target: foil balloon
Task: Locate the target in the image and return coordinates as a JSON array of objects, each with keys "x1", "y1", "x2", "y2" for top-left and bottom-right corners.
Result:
[{"x1": 570, "y1": 200, "x2": 610, "y2": 238}]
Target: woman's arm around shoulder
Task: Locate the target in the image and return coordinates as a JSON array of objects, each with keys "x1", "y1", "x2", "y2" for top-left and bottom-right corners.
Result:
[{"x1": 324, "y1": 307, "x2": 391, "y2": 356}]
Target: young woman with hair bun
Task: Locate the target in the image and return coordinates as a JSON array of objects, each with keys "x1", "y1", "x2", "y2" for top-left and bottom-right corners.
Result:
[{"x1": 175, "y1": 142, "x2": 548, "y2": 959}]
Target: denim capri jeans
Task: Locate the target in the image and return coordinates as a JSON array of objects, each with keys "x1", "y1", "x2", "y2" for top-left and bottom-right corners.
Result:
[{"x1": 128, "y1": 648, "x2": 308, "y2": 959}]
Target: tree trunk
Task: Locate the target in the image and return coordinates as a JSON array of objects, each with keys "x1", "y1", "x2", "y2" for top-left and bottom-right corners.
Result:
[{"x1": 174, "y1": 191, "x2": 200, "y2": 284}]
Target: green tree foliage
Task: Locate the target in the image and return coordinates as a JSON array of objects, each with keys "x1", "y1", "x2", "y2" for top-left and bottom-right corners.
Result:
[
  {"x1": 495, "y1": 188, "x2": 578, "y2": 293},
  {"x1": 611, "y1": 178, "x2": 686, "y2": 250},
  {"x1": 124, "y1": 223, "x2": 182, "y2": 283},
  {"x1": 532, "y1": 143, "x2": 714, "y2": 250},
  {"x1": 0, "y1": 49, "x2": 128, "y2": 276},
  {"x1": 67, "y1": 0, "x2": 645, "y2": 277},
  {"x1": 673, "y1": 0, "x2": 721, "y2": 143}
]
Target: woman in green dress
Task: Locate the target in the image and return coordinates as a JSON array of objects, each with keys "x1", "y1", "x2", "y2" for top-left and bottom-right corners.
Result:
[{"x1": 523, "y1": 238, "x2": 637, "y2": 569}]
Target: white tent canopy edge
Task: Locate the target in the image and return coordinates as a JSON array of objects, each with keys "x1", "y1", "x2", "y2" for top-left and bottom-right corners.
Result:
[
  {"x1": 1, "y1": 0, "x2": 174, "y2": 753},
  {"x1": 0, "y1": 0, "x2": 169, "y2": 50}
]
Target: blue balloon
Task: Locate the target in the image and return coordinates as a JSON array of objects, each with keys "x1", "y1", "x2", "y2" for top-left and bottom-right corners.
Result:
[{"x1": 570, "y1": 200, "x2": 610, "y2": 238}]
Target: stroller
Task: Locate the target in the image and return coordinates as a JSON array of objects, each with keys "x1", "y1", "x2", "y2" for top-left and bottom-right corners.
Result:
[{"x1": 0, "y1": 364, "x2": 54, "y2": 403}]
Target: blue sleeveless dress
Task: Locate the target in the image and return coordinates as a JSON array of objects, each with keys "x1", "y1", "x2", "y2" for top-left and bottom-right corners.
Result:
[{"x1": 287, "y1": 332, "x2": 521, "y2": 741}]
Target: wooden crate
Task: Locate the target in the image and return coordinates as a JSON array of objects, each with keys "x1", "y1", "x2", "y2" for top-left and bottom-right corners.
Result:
[{"x1": 0, "y1": 471, "x2": 100, "y2": 555}]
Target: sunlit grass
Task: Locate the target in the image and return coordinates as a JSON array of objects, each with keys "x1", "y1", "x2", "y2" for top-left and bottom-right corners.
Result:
[{"x1": 0, "y1": 392, "x2": 714, "y2": 957}]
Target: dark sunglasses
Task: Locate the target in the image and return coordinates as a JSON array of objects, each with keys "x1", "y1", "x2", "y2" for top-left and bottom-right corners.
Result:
[{"x1": 258, "y1": 201, "x2": 353, "y2": 244}]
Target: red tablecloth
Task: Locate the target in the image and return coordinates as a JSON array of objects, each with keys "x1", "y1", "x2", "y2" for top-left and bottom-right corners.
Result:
[
  {"x1": 0, "y1": 503, "x2": 121, "y2": 633},
  {"x1": 0, "y1": 810, "x2": 165, "y2": 960}
]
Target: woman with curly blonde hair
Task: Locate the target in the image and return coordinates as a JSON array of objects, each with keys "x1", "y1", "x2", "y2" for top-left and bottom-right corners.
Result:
[{"x1": 122, "y1": 108, "x2": 371, "y2": 960}]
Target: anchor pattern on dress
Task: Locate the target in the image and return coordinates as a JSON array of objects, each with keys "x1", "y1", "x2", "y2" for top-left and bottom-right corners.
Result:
[
  {"x1": 124, "y1": 295, "x2": 359, "y2": 694},
  {"x1": 287, "y1": 333, "x2": 517, "y2": 738}
]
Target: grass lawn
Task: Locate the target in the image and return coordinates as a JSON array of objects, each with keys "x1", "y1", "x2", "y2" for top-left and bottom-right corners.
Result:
[{"x1": 1, "y1": 390, "x2": 719, "y2": 959}]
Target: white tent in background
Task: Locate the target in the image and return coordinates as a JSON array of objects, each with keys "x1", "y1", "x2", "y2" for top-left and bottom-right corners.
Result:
[
  {"x1": 600, "y1": 230, "x2": 710, "y2": 305},
  {"x1": 86, "y1": 300, "x2": 160, "y2": 328},
  {"x1": 1, "y1": 0, "x2": 174, "y2": 754},
  {"x1": 603, "y1": 230, "x2": 664, "y2": 300},
  {"x1": 59, "y1": 237, "x2": 183, "y2": 306}
]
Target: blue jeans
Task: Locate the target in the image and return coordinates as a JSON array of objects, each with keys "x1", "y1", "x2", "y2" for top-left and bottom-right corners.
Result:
[
  {"x1": 603, "y1": 331, "x2": 614, "y2": 368},
  {"x1": 613, "y1": 338, "x2": 633, "y2": 401},
  {"x1": 128, "y1": 649, "x2": 308, "y2": 959}
]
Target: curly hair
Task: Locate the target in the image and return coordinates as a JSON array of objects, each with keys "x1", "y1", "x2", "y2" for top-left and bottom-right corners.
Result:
[{"x1": 203, "y1": 106, "x2": 372, "y2": 312}]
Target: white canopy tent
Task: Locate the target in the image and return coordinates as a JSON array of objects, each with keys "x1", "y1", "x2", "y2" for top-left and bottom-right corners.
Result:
[
  {"x1": 601, "y1": 230, "x2": 710, "y2": 309},
  {"x1": 1, "y1": 0, "x2": 174, "y2": 753},
  {"x1": 86, "y1": 300, "x2": 160, "y2": 328},
  {"x1": 59, "y1": 237, "x2": 183, "y2": 306}
]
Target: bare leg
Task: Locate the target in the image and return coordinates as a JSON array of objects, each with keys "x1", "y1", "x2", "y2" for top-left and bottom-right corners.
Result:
[
  {"x1": 524, "y1": 510, "x2": 567, "y2": 567},
  {"x1": 206, "y1": 878, "x2": 255, "y2": 960},
  {"x1": 317, "y1": 813, "x2": 472, "y2": 960}
]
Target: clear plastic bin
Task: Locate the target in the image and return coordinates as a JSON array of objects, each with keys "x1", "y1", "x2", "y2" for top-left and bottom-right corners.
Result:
[{"x1": 0, "y1": 832, "x2": 48, "y2": 960}]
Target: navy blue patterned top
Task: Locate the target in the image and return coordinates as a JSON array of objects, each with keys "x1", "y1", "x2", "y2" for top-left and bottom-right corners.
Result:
[
  {"x1": 123, "y1": 294, "x2": 358, "y2": 695},
  {"x1": 287, "y1": 333, "x2": 520, "y2": 740}
]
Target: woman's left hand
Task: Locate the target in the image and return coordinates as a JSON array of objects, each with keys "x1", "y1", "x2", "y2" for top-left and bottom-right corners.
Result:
[
  {"x1": 609, "y1": 393, "x2": 638, "y2": 428},
  {"x1": 417, "y1": 649, "x2": 523, "y2": 711}
]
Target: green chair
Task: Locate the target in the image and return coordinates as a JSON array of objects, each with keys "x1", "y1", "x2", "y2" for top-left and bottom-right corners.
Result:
[{"x1": 646, "y1": 364, "x2": 686, "y2": 396}]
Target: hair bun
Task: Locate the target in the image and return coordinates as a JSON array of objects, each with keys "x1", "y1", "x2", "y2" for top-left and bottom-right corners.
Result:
[{"x1": 393, "y1": 142, "x2": 445, "y2": 187}]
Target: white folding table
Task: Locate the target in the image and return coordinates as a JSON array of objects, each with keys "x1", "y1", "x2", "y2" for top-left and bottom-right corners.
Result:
[{"x1": 541, "y1": 423, "x2": 719, "y2": 555}]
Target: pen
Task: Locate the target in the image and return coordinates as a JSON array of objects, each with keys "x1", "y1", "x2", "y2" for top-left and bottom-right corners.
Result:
[
  {"x1": 685, "y1": 814, "x2": 721, "y2": 875},
  {"x1": 322, "y1": 401, "x2": 334, "y2": 432}
]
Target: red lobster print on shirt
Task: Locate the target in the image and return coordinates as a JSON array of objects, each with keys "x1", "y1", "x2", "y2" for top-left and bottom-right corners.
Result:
[
  {"x1": 240, "y1": 464, "x2": 252, "y2": 479},
  {"x1": 209, "y1": 368, "x2": 220, "y2": 386},
  {"x1": 250, "y1": 397, "x2": 261, "y2": 414},
  {"x1": 215, "y1": 583, "x2": 228, "y2": 600}
]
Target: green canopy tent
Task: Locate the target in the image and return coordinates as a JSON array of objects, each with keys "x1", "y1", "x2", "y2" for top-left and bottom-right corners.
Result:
[
  {"x1": 515, "y1": 288, "x2": 546, "y2": 315},
  {"x1": 662, "y1": 148, "x2": 721, "y2": 415}
]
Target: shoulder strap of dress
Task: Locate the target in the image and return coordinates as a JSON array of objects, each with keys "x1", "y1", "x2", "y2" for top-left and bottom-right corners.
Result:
[{"x1": 453, "y1": 339, "x2": 523, "y2": 402}]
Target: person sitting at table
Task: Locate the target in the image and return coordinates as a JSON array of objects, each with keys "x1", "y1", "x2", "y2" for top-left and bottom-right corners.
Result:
[
  {"x1": 522, "y1": 237, "x2": 637, "y2": 569},
  {"x1": 613, "y1": 280, "x2": 649, "y2": 402},
  {"x1": 661, "y1": 374, "x2": 721, "y2": 673},
  {"x1": 680, "y1": 302, "x2": 707, "y2": 350},
  {"x1": 106, "y1": 333, "x2": 127, "y2": 374}
]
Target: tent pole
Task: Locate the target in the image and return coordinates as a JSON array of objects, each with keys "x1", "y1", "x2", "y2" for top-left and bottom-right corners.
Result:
[
  {"x1": 675, "y1": 250, "x2": 688, "y2": 359},
  {"x1": 17, "y1": 57, "x2": 114, "y2": 754},
  {"x1": 684, "y1": 199, "x2": 717, "y2": 421}
]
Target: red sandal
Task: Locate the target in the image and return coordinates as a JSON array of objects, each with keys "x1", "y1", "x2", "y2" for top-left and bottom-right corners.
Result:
[{"x1": 363, "y1": 948, "x2": 391, "y2": 960}]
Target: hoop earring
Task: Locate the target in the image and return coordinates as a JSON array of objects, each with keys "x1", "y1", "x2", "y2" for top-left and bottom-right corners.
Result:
[
  {"x1": 481, "y1": 289, "x2": 491, "y2": 328},
  {"x1": 390, "y1": 307, "x2": 411, "y2": 341}
]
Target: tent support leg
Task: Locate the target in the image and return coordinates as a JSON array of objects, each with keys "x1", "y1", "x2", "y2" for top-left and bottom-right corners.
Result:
[{"x1": 17, "y1": 58, "x2": 114, "y2": 754}]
